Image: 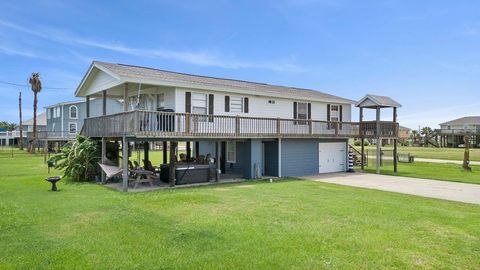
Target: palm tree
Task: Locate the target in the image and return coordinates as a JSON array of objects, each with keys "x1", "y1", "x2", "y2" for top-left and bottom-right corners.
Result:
[
  {"x1": 410, "y1": 130, "x2": 419, "y2": 144},
  {"x1": 28, "y1": 73, "x2": 42, "y2": 153}
]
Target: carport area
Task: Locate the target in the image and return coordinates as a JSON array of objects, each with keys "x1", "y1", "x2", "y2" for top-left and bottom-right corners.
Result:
[{"x1": 305, "y1": 173, "x2": 480, "y2": 205}]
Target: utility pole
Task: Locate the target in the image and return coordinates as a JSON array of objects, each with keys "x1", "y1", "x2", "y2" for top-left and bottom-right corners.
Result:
[{"x1": 19, "y1": 91, "x2": 23, "y2": 150}]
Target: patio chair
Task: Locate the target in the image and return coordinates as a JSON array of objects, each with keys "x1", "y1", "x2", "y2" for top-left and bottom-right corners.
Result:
[{"x1": 143, "y1": 159, "x2": 160, "y2": 175}]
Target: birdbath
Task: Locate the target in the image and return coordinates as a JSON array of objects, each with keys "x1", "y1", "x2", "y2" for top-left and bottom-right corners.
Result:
[{"x1": 45, "y1": 176, "x2": 62, "y2": 191}]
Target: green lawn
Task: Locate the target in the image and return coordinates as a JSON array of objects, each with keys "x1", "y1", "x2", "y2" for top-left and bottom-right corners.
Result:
[
  {"x1": 1, "y1": 150, "x2": 480, "y2": 269},
  {"x1": 364, "y1": 146, "x2": 480, "y2": 161},
  {"x1": 364, "y1": 162, "x2": 480, "y2": 185}
]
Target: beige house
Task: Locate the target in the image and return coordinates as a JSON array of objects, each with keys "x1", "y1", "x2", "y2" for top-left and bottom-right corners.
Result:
[{"x1": 438, "y1": 116, "x2": 480, "y2": 148}]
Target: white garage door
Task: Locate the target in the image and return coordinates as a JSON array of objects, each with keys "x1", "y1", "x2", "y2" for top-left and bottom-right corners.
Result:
[{"x1": 319, "y1": 142, "x2": 346, "y2": 174}]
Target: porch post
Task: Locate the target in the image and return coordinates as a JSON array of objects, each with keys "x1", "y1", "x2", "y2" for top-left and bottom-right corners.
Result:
[
  {"x1": 278, "y1": 138, "x2": 282, "y2": 177},
  {"x1": 101, "y1": 137, "x2": 106, "y2": 183},
  {"x1": 169, "y1": 141, "x2": 176, "y2": 187},
  {"x1": 186, "y1": 141, "x2": 191, "y2": 159},
  {"x1": 376, "y1": 106, "x2": 381, "y2": 174},
  {"x1": 143, "y1": 141, "x2": 149, "y2": 164},
  {"x1": 86, "y1": 96, "x2": 90, "y2": 118},
  {"x1": 393, "y1": 107, "x2": 398, "y2": 173},
  {"x1": 216, "y1": 141, "x2": 220, "y2": 182},
  {"x1": 359, "y1": 107, "x2": 365, "y2": 170},
  {"x1": 122, "y1": 136, "x2": 129, "y2": 192},
  {"x1": 162, "y1": 141, "x2": 168, "y2": 164},
  {"x1": 102, "y1": 90, "x2": 107, "y2": 116}
]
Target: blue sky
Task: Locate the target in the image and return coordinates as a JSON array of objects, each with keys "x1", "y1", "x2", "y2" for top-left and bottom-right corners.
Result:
[{"x1": 0, "y1": 0, "x2": 479, "y2": 129}]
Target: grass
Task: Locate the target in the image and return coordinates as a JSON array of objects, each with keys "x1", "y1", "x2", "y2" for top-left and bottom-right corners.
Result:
[
  {"x1": 364, "y1": 162, "x2": 480, "y2": 185},
  {"x1": 1, "y1": 149, "x2": 480, "y2": 269},
  {"x1": 363, "y1": 145, "x2": 480, "y2": 161}
]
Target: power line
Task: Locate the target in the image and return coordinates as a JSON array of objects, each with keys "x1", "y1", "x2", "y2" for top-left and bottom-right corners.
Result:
[{"x1": 0, "y1": 80, "x2": 74, "y2": 90}]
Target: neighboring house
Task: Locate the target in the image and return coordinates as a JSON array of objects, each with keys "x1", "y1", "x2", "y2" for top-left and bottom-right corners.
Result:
[
  {"x1": 44, "y1": 99, "x2": 123, "y2": 141},
  {"x1": 438, "y1": 116, "x2": 480, "y2": 148},
  {"x1": 17, "y1": 112, "x2": 47, "y2": 148},
  {"x1": 74, "y1": 61, "x2": 399, "y2": 191},
  {"x1": 382, "y1": 126, "x2": 410, "y2": 145}
]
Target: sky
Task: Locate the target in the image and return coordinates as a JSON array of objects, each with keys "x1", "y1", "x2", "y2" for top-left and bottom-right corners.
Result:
[{"x1": 0, "y1": 0, "x2": 479, "y2": 130}]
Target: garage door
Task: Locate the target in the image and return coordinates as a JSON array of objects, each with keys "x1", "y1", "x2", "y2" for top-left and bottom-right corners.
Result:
[{"x1": 318, "y1": 142, "x2": 346, "y2": 174}]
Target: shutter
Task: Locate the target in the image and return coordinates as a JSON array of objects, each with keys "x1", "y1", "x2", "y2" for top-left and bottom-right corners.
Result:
[
  {"x1": 208, "y1": 94, "x2": 214, "y2": 122},
  {"x1": 208, "y1": 94, "x2": 214, "y2": 115},
  {"x1": 293, "y1": 102, "x2": 297, "y2": 125},
  {"x1": 293, "y1": 102, "x2": 298, "y2": 119},
  {"x1": 185, "y1": 92, "x2": 191, "y2": 113},
  {"x1": 339, "y1": 105, "x2": 343, "y2": 121},
  {"x1": 339, "y1": 105, "x2": 343, "y2": 130},
  {"x1": 327, "y1": 104, "x2": 331, "y2": 130},
  {"x1": 244, "y1": 97, "x2": 249, "y2": 113},
  {"x1": 225, "y1": 96, "x2": 230, "y2": 112},
  {"x1": 307, "y1": 103, "x2": 311, "y2": 119},
  {"x1": 327, "y1": 104, "x2": 331, "y2": 121}
]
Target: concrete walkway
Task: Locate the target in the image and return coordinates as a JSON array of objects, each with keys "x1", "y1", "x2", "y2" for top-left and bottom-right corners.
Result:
[
  {"x1": 306, "y1": 173, "x2": 480, "y2": 205},
  {"x1": 414, "y1": 157, "x2": 480, "y2": 165}
]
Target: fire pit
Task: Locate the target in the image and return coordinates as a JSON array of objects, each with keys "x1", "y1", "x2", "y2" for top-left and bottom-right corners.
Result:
[{"x1": 45, "y1": 176, "x2": 62, "y2": 191}]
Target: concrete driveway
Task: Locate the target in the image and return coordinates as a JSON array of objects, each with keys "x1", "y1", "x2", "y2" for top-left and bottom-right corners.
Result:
[{"x1": 305, "y1": 173, "x2": 480, "y2": 205}]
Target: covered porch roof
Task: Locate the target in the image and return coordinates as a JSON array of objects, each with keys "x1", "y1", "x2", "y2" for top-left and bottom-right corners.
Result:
[{"x1": 356, "y1": 94, "x2": 402, "y2": 109}]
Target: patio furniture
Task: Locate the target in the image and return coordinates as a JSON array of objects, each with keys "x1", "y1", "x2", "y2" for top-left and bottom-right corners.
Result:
[
  {"x1": 45, "y1": 176, "x2": 61, "y2": 191},
  {"x1": 143, "y1": 159, "x2": 160, "y2": 175},
  {"x1": 129, "y1": 169, "x2": 155, "y2": 189}
]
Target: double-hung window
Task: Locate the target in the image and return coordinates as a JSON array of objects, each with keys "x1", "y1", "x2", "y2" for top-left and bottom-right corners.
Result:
[
  {"x1": 230, "y1": 96, "x2": 243, "y2": 113},
  {"x1": 68, "y1": 122, "x2": 77, "y2": 134},
  {"x1": 296, "y1": 102, "x2": 308, "y2": 125},
  {"x1": 330, "y1": 105, "x2": 340, "y2": 122},
  {"x1": 192, "y1": 93, "x2": 208, "y2": 115}
]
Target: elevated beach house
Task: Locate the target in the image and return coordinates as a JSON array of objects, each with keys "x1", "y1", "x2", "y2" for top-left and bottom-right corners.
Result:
[
  {"x1": 76, "y1": 61, "x2": 400, "y2": 191},
  {"x1": 438, "y1": 116, "x2": 480, "y2": 148}
]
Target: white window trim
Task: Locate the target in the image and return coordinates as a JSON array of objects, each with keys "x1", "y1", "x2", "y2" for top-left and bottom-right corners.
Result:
[
  {"x1": 296, "y1": 102, "x2": 308, "y2": 120},
  {"x1": 330, "y1": 104, "x2": 340, "y2": 122},
  {"x1": 69, "y1": 105, "x2": 78, "y2": 119},
  {"x1": 68, "y1": 122, "x2": 77, "y2": 134},
  {"x1": 191, "y1": 92, "x2": 208, "y2": 115},
  {"x1": 227, "y1": 141, "x2": 236, "y2": 163}
]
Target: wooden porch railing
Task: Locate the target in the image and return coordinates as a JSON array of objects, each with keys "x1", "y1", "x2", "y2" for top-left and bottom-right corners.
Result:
[{"x1": 82, "y1": 110, "x2": 399, "y2": 139}]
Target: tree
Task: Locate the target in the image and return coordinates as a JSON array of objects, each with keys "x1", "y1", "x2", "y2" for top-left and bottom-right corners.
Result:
[
  {"x1": 28, "y1": 73, "x2": 42, "y2": 153},
  {"x1": 50, "y1": 135, "x2": 100, "y2": 181},
  {"x1": 410, "y1": 130, "x2": 420, "y2": 144},
  {"x1": 19, "y1": 91, "x2": 23, "y2": 150},
  {"x1": 0, "y1": 121, "x2": 17, "y2": 131},
  {"x1": 420, "y1": 126, "x2": 432, "y2": 136}
]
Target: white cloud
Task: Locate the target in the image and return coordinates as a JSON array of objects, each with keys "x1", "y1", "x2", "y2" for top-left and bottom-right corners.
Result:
[{"x1": 0, "y1": 19, "x2": 304, "y2": 72}]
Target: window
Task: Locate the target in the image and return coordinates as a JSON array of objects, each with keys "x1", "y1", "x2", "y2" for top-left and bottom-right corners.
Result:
[
  {"x1": 330, "y1": 105, "x2": 340, "y2": 122},
  {"x1": 297, "y1": 102, "x2": 308, "y2": 120},
  {"x1": 227, "y1": 141, "x2": 236, "y2": 163},
  {"x1": 447, "y1": 125, "x2": 451, "y2": 130},
  {"x1": 157, "y1": 93, "x2": 165, "y2": 110},
  {"x1": 47, "y1": 109, "x2": 51, "y2": 119},
  {"x1": 268, "y1": 100, "x2": 276, "y2": 104},
  {"x1": 69, "y1": 105, "x2": 78, "y2": 119},
  {"x1": 68, "y1": 122, "x2": 77, "y2": 134},
  {"x1": 56, "y1": 107, "x2": 61, "y2": 118},
  {"x1": 192, "y1": 93, "x2": 207, "y2": 115},
  {"x1": 230, "y1": 96, "x2": 244, "y2": 113}
]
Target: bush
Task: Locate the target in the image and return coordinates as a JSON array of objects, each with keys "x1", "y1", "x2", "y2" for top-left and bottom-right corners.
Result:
[
  {"x1": 50, "y1": 135, "x2": 100, "y2": 181},
  {"x1": 353, "y1": 140, "x2": 370, "y2": 146}
]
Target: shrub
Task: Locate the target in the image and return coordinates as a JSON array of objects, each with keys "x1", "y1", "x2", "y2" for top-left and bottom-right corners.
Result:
[{"x1": 50, "y1": 135, "x2": 100, "y2": 181}]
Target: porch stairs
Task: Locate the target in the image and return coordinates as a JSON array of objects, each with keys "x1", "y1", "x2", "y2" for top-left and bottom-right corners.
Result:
[
  {"x1": 349, "y1": 144, "x2": 367, "y2": 167},
  {"x1": 425, "y1": 129, "x2": 440, "y2": 148}
]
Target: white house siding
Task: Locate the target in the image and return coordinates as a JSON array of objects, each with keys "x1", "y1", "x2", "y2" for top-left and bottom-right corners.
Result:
[
  {"x1": 174, "y1": 87, "x2": 351, "y2": 122},
  {"x1": 83, "y1": 69, "x2": 119, "y2": 96}
]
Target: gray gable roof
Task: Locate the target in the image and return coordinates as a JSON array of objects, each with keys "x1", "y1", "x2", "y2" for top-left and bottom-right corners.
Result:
[
  {"x1": 23, "y1": 112, "x2": 46, "y2": 126},
  {"x1": 356, "y1": 94, "x2": 402, "y2": 108},
  {"x1": 440, "y1": 116, "x2": 480, "y2": 126},
  {"x1": 92, "y1": 61, "x2": 355, "y2": 104}
]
